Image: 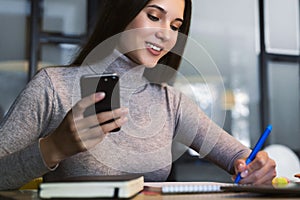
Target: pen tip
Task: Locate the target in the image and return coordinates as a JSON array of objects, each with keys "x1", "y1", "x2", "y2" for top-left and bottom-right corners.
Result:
[{"x1": 267, "y1": 124, "x2": 272, "y2": 130}]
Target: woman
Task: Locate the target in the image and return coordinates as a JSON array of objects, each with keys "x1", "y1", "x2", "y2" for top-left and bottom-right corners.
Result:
[{"x1": 0, "y1": 0, "x2": 276, "y2": 190}]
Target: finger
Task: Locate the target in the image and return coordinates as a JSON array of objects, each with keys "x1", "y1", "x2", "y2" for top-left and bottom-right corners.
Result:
[
  {"x1": 232, "y1": 168, "x2": 250, "y2": 183},
  {"x1": 78, "y1": 125, "x2": 106, "y2": 149},
  {"x1": 78, "y1": 116, "x2": 128, "y2": 148},
  {"x1": 237, "y1": 153, "x2": 266, "y2": 184},
  {"x1": 97, "y1": 108, "x2": 129, "y2": 125},
  {"x1": 239, "y1": 164, "x2": 274, "y2": 185},
  {"x1": 256, "y1": 169, "x2": 276, "y2": 185},
  {"x1": 246, "y1": 151, "x2": 268, "y2": 173},
  {"x1": 239, "y1": 156, "x2": 276, "y2": 185},
  {"x1": 73, "y1": 92, "x2": 105, "y2": 117},
  {"x1": 75, "y1": 108, "x2": 129, "y2": 131},
  {"x1": 253, "y1": 158, "x2": 276, "y2": 185},
  {"x1": 234, "y1": 159, "x2": 247, "y2": 174},
  {"x1": 100, "y1": 116, "x2": 128, "y2": 133}
]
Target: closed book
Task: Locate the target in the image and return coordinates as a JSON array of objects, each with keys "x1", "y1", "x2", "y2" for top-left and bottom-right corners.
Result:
[{"x1": 39, "y1": 174, "x2": 144, "y2": 199}]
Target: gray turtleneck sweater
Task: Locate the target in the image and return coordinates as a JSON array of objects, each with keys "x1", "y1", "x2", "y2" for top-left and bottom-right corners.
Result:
[{"x1": 0, "y1": 50, "x2": 250, "y2": 190}]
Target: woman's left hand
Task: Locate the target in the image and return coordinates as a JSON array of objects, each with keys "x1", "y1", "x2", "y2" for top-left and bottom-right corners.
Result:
[{"x1": 232, "y1": 151, "x2": 276, "y2": 185}]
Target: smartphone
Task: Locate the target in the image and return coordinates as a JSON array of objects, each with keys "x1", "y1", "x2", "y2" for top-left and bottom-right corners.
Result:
[{"x1": 80, "y1": 73, "x2": 121, "y2": 132}]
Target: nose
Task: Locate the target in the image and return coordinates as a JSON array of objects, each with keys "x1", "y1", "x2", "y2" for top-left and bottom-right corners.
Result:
[{"x1": 155, "y1": 28, "x2": 171, "y2": 42}]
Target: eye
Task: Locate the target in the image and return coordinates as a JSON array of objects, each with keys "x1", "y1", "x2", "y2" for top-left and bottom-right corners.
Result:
[
  {"x1": 170, "y1": 25, "x2": 179, "y2": 31},
  {"x1": 147, "y1": 14, "x2": 159, "y2": 21}
]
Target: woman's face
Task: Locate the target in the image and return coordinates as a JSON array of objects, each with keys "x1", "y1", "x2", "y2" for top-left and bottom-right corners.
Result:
[{"x1": 117, "y1": 0, "x2": 185, "y2": 67}]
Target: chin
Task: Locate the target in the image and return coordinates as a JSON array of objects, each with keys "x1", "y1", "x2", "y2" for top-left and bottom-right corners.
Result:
[
  {"x1": 139, "y1": 57, "x2": 160, "y2": 68},
  {"x1": 133, "y1": 58, "x2": 158, "y2": 68},
  {"x1": 143, "y1": 62, "x2": 158, "y2": 68}
]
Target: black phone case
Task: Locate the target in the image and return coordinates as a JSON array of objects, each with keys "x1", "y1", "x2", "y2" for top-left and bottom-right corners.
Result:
[{"x1": 80, "y1": 73, "x2": 120, "y2": 132}]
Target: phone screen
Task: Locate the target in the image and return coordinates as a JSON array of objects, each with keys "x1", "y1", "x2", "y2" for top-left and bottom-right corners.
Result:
[{"x1": 80, "y1": 73, "x2": 121, "y2": 131}]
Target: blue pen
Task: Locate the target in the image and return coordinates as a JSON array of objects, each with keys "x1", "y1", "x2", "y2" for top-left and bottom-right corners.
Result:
[{"x1": 234, "y1": 125, "x2": 272, "y2": 184}]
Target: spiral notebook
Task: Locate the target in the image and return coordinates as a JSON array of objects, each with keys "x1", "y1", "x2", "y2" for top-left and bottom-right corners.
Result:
[
  {"x1": 144, "y1": 181, "x2": 300, "y2": 196},
  {"x1": 144, "y1": 181, "x2": 232, "y2": 194}
]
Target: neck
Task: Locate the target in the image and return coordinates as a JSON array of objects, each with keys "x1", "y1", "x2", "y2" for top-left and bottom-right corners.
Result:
[{"x1": 88, "y1": 49, "x2": 148, "y2": 89}]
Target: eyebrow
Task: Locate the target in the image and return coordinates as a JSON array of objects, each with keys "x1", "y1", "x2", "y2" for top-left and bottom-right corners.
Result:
[{"x1": 147, "y1": 4, "x2": 184, "y2": 22}]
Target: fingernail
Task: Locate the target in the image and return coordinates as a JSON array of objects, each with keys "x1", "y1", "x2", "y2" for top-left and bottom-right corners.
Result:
[
  {"x1": 95, "y1": 92, "x2": 105, "y2": 99},
  {"x1": 237, "y1": 163, "x2": 244, "y2": 170},
  {"x1": 122, "y1": 108, "x2": 129, "y2": 114},
  {"x1": 241, "y1": 170, "x2": 249, "y2": 178},
  {"x1": 122, "y1": 117, "x2": 128, "y2": 123}
]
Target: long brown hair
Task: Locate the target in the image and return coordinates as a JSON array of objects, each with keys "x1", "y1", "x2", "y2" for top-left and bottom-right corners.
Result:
[{"x1": 72, "y1": 0, "x2": 192, "y2": 83}]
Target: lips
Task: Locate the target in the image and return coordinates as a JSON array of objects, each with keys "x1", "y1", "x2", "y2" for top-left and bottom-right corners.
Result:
[{"x1": 145, "y1": 42, "x2": 164, "y2": 56}]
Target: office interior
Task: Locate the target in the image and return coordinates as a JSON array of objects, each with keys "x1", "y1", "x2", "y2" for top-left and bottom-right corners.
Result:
[{"x1": 0, "y1": 0, "x2": 299, "y2": 183}]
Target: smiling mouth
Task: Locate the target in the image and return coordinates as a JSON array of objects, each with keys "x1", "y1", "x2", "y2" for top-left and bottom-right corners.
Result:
[{"x1": 146, "y1": 42, "x2": 163, "y2": 52}]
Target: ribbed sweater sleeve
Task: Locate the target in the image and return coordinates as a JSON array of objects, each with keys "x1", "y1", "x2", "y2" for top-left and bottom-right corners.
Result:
[
  {"x1": 0, "y1": 69, "x2": 56, "y2": 190},
  {"x1": 172, "y1": 88, "x2": 251, "y2": 174}
]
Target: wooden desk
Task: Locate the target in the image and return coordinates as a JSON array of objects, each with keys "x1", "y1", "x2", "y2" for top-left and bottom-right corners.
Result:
[{"x1": 1, "y1": 190, "x2": 300, "y2": 200}]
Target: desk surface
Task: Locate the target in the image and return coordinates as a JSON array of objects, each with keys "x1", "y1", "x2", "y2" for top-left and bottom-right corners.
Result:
[{"x1": 1, "y1": 190, "x2": 300, "y2": 200}]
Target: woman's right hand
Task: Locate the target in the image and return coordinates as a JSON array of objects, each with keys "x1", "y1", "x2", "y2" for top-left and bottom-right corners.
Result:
[{"x1": 39, "y1": 92, "x2": 128, "y2": 168}]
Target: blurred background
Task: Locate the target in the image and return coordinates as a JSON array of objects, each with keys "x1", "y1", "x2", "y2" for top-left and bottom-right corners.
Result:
[{"x1": 0, "y1": 0, "x2": 299, "y2": 182}]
